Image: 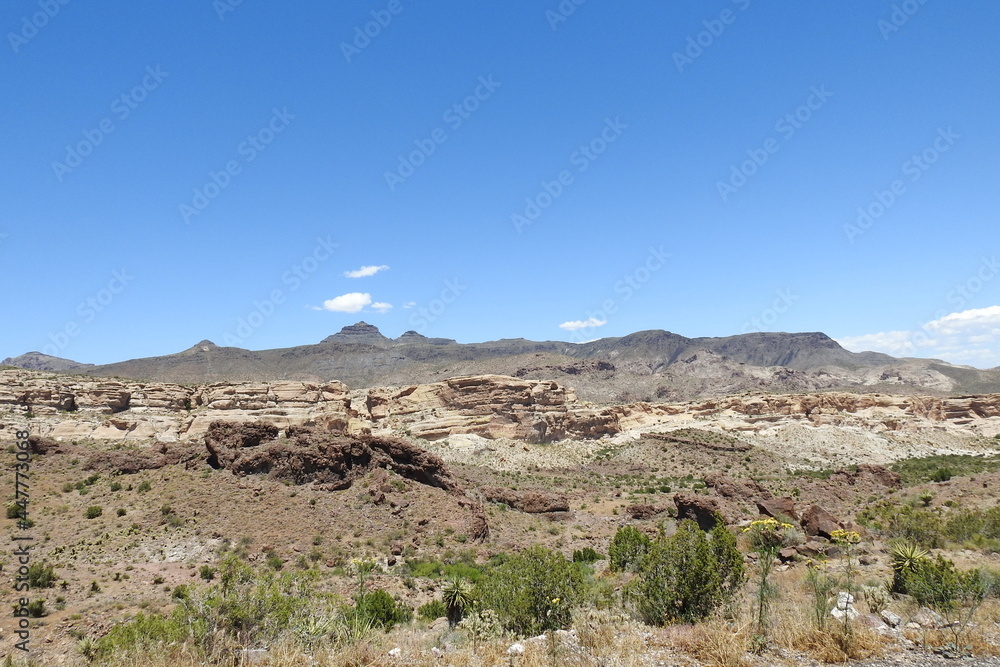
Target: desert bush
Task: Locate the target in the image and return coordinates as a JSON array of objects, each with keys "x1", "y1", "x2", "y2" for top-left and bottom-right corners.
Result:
[
  {"x1": 349, "y1": 589, "x2": 412, "y2": 630},
  {"x1": 85, "y1": 506, "x2": 103, "y2": 519},
  {"x1": 475, "y1": 545, "x2": 584, "y2": 636},
  {"x1": 27, "y1": 562, "x2": 56, "y2": 590},
  {"x1": 417, "y1": 599, "x2": 446, "y2": 620},
  {"x1": 897, "y1": 554, "x2": 985, "y2": 611},
  {"x1": 608, "y1": 525, "x2": 650, "y2": 572},
  {"x1": 629, "y1": 520, "x2": 744, "y2": 625},
  {"x1": 572, "y1": 547, "x2": 603, "y2": 563}
]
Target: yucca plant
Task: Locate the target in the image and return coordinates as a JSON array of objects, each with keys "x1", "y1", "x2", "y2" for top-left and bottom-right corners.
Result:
[
  {"x1": 442, "y1": 576, "x2": 475, "y2": 627},
  {"x1": 890, "y1": 541, "x2": 929, "y2": 594}
]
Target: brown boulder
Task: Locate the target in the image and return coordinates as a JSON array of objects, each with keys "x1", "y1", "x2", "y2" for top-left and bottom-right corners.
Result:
[
  {"x1": 756, "y1": 496, "x2": 798, "y2": 521},
  {"x1": 205, "y1": 421, "x2": 281, "y2": 470},
  {"x1": 673, "y1": 492, "x2": 721, "y2": 530},
  {"x1": 705, "y1": 473, "x2": 770, "y2": 500},
  {"x1": 800, "y1": 505, "x2": 843, "y2": 539}
]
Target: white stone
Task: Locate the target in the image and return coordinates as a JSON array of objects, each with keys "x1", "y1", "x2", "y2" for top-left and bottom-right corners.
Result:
[{"x1": 507, "y1": 643, "x2": 525, "y2": 656}]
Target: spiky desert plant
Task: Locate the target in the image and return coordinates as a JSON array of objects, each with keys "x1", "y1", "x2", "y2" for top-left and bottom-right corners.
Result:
[
  {"x1": 889, "y1": 541, "x2": 929, "y2": 593},
  {"x1": 442, "y1": 576, "x2": 475, "y2": 627}
]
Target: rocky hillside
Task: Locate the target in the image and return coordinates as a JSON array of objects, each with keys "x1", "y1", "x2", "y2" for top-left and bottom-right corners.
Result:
[
  {"x1": 6, "y1": 323, "x2": 998, "y2": 402},
  {"x1": 4, "y1": 369, "x2": 1000, "y2": 473}
]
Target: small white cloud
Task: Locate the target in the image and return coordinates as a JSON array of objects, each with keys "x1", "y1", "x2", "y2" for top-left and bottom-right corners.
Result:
[
  {"x1": 402, "y1": 301, "x2": 417, "y2": 309},
  {"x1": 344, "y1": 265, "x2": 389, "y2": 279},
  {"x1": 320, "y1": 292, "x2": 372, "y2": 313},
  {"x1": 559, "y1": 317, "x2": 607, "y2": 331},
  {"x1": 372, "y1": 302, "x2": 393, "y2": 313}
]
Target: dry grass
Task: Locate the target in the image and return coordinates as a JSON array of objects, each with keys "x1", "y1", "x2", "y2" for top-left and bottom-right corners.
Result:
[{"x1": 669, "y1": 617, "x2": 751, "y2": 667}]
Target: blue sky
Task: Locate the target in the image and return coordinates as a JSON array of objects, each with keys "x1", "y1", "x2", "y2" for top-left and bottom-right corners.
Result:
[{"x1": 2, "y1": 1, "x2": 999, "y2": 368}]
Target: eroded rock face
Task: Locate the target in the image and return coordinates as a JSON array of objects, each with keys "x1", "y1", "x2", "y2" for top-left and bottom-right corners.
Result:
[
  {"x1": 481, "y1": 487, "x2": 570, "y2": 513},
  {"x1": 204, "y1": 421, "x2": 462, "y2": 493},
  {"x1": 673, "y1": 492, "x2": 722, "y2": 530}
]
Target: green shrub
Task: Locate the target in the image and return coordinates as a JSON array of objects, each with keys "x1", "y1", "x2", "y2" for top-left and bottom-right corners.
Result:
[
  {"x1": 608, "y1": 525, "x2": 650, "y2": 572},
  {"x1": 110, "y1": 481, "x2": 122, "y2": 492},
  {"x1": 27, "y1": 599, "x2": 47, "y2": 618},
  {"x1": 417, "y1": 599, "x2": 447, "y2": 620},
  {"x1": 629, "y1": 520, "x2": 745, "y2": 625},
  {"x1": 199, "y1": 565, "x2": 216, "y2": 581},
  {"x1": 351, "y1": 589, "x2": 412, "y2": 630},
  {"x1": 136, "y1": 481, "x2": 152, "y2": 493},
  {"x1": 475, "y1": 545, "x2": 583, "y2": 636},
  {"x1": 116, "y1": 508, "x2": 127, "y2": 517},
  {"x1": 28, "y1": 562, "x2": 57, "y2": 588},
  {"x1": 85, "y1": 506, "x2": 103, "y2": 519},
  {"x1": 6, "y1": 503, "x2": 22, "y2": 519},
  {"x1": 897, "y1": 554, "x2": 984, "y2": 611},
  {"x1": 931, "y1": 467, "x2": 954, "y2": 482},
  {"x1": 572, "y1": 547, "x2": 603, "y2": 563}
]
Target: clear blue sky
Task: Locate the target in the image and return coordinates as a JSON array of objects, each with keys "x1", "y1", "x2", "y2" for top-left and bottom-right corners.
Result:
[{"x1": 2, "y1": 1, "x2": 999, "y2": 368}]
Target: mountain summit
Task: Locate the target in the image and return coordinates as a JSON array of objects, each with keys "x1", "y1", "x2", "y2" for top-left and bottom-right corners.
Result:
[{"x1": 321, "y1": 322, "x2": 391, "y2": 345}]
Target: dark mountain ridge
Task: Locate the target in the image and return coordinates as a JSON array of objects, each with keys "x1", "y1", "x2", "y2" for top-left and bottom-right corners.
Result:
[{"x1": 5, "y1": 323, "x2": 997, "y2": 402}]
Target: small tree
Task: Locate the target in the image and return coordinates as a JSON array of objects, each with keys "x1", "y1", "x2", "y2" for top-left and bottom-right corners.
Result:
[
  {"x1": 475, "y1": 545, "x2": 583, "y2": 636},
  {"x1": 631, "y1": 520, "x2": 744, "y2": 625},
  {"x1": 608, "y1": 525, "x2": 650, "y2": 572}
]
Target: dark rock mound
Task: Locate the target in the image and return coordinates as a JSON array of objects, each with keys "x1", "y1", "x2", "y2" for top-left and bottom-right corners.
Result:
[
  {"x1": 673, "y1": 492, "x2": 722, "y2": 530},
  {"x1": 800, "y1": 504, "x2": 843, "y2": 539},
  {"x1": 756, "y1": 496, "x2": 798, "y2": 521},
  {"x1": 482, "y1": 487, "x2": 570, "y2": 513},
  {"x1": 203, "y1": 421, "x2": 462, "y2": 493},
  {"x1": 625, "y1": 504, "x2": 665, "y2": 520}
]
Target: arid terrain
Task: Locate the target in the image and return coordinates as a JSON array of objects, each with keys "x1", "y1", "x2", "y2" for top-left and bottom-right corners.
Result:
[{"x1": 3, "y1": 343, "x2": 1000, "y2": 665}]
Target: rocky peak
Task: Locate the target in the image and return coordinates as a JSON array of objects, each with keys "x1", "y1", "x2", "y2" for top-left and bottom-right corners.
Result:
[{"x1": 321, "y1": 322, "x2": 390, "y2": 345}]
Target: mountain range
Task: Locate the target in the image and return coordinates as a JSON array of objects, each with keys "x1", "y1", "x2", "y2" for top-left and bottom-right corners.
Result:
[{"x1": 5, "y1": 322, "x2": 999, "y2": 402}]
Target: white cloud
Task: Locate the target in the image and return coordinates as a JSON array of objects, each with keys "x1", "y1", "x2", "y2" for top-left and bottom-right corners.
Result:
[
  {"x1": 559, "y1": 317, "x2": 607, "y2": 331},
  {"x1": 371, "y1": 302, "x2": 393, "y2": 313},
  {"x1": 320, "y1": 293, "x2": 372, "y2": 313},
  {"x1": 402, "y1": 301, "x2": 416, "y2": 309},
  {"x1": 344, "y1": 265, "x2": 389, "y2": 279},
  {"x1": 837, "y1": 305, "x2": 1000, "y2": 368}
]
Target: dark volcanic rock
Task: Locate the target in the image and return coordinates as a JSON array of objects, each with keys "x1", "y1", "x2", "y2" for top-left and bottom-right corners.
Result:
[
  {"x1": 800, "y1": 504, "x2": 843, "y2": 539},
  {"x1": 205, "y1": 421, "x2": 281, "y2": 470},
  {"x1": 756, "y1": 496, "x2": 798, "y2": 521},
  {"x1": 204, "y1": 421, "x2": 462, "y2": 493},
  {"x1": 626, "y1": 504, "x2": 664, "y2": 520},
  {"x1": 482, "y1": 487, "x2": 570, "y2": 513},
  {"x1": 704, "y1": 473, "x2": 770, "y2": 500},
  {"x1": 673, "y1": 492, "x2": 722, "y2": 530}
]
